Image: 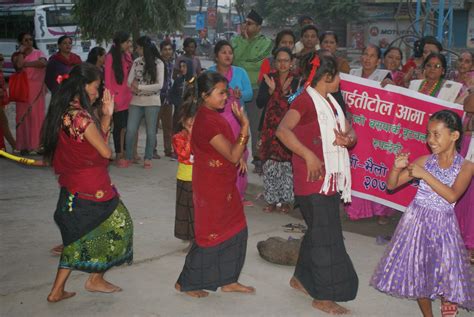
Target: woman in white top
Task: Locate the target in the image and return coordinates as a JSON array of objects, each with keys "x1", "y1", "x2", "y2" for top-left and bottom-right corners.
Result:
[
  {"x1": 409, "y1": 52, "x2": 462, "y2": 103},
  {"x1": 122, "y1": 36, "x2": 164, "y2": 168},
  {"x1": 350, "y1": 44, "x2": 389, "y2": 82}
]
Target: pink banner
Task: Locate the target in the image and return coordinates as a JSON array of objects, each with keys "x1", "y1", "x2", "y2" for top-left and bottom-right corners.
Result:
[{"x1": 340, "y1": 74, "x2": 464, "y2": 211}]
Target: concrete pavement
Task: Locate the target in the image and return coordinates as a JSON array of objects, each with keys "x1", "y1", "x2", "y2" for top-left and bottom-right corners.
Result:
[{"x1": 1, "y1": 104, "x2": 471, "y2": 317}]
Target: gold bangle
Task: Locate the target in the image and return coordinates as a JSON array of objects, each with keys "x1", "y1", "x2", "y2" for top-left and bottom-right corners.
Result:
[{"x1": 237, "y1": 134, "x2": 249, "y2": 146}]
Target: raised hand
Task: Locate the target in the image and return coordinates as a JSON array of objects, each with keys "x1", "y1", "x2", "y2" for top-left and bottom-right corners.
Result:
[
  {"x1": 394, "y1": 152, "x2": 410, "y2": 170},
  {"x1": 231, "y1": 102, "x2": 249, "y2": 128},
  {"x1": 102, "y1": 88, "x2": 115, "y2": 117},
  {"x1": 263, "y1": 74, "x2": 275, "y2": 95}
]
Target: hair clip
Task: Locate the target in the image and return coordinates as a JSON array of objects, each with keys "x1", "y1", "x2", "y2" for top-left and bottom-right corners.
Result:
[
  {"x1": 56, "y1": 74, "x2": 70, "y2": 84},
  {"x1": 304, "y1": 54, "x2": 321, "y2": 88}
]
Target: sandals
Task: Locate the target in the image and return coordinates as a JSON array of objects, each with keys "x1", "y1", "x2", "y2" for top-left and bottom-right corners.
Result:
[
  {"x1": 242, "y1": 200, "x2": 254, "y2": 207},
  {"x1": 441, "y1": 303, "x2": 458, "y2": 317},
  {"x1": 117, "y1": 159, "x2": 130, "y2": 168},
  {"x1": 278, "y1": 203, "x2": 292, "y2": 214},
  {"x1": 144, "y1": 160, "x2": 152, "y2": 169},
  {"x1": 262, "y1": 204, "x2": 276, "y2": 213},
  {"x1": 282, "y1": 223, "x2": 306, "y2": 234}
]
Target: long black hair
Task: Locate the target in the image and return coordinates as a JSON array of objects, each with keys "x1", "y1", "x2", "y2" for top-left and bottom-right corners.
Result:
[
  {"x1": 429, "y1": 110, "x2": 463, "y2": 151},
  {"x1": 41, "y1": 63, "x2": 102, "y2": 163},
  {"x1": 301, "y1": 51, "x2": 338, "y2": 87},
  {"x1": 177, "y1": 72, "x2": 228, "y2": 131},
  {"x1": 109, "y1": 31, "x2": 130, "y2": 85},
  {"x1": 86, "y1": 46, "x2": 106, "y2": 65},
  {"x1": 136, "y1": 36, "x2": 162, "y2": 84}
]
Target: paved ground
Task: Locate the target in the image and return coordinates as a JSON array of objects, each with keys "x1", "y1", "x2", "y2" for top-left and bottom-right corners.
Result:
[{"x1": 1, "y1": 90, "x2": 472, "y2": 317}]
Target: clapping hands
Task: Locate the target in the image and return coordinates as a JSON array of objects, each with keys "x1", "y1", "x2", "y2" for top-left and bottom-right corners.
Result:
[
  {"x1": 102, "y1": 88, "x2": 114, "y2": 117},
  {"x1": 394, "y1": 152, "x2": 410, "y2": 170}
]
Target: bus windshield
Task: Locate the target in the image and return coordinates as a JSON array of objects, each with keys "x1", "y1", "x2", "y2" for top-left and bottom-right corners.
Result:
[{"x1": 45, "y1": 7, "x2": 75, "y2": 27}]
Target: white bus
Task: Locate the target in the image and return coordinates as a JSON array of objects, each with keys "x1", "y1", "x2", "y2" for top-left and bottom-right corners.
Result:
[{"x1": 0, "y1": 0, "x2": 97, "y2": 76}]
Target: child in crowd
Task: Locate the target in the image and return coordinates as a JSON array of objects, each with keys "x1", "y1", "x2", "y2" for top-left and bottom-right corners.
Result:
[
  {"x1": 173, "y1": 37, "x2": 201, "y2": 79},
  {"x1": 170, "y1": 60, "x2": 193, "y2": 134},
  {"x1": 172, "y1": 97, "x2": 198, "y2": 250},
  {"x1": 371, "y1": 110, "x2": 474, "y2": 317}
]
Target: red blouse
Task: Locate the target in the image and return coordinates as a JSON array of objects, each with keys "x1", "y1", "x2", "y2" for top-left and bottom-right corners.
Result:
[
  {"x1": 191, "y1": 106, "x2": 247, "y2": 247},
  {"x1": 290, "y1": 91, "x2": 336, "y2": 196},
  {"x1": 53, "y1": 102, "x2": 116, "y2": 202},
  {"x1": 172, "y1": 130, "x2": 192, "y2": 165}
]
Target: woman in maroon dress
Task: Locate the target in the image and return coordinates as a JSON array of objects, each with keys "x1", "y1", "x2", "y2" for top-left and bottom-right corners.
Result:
[
  {"x1": 41, "y1": 63, "x2": 133, "y2": 302},
  {"x1": 277, "y1": 53, "x2": 358, "y2": 314},
  {"x1": 175, "y1": 72, "x2": 255, "y2": 298}
]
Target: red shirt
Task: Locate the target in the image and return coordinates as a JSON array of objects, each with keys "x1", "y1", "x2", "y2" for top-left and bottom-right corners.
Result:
[
  {"x1": 172, "y1": 130, "x2": 192, "y2": 165},
  {"x1": 290, "y1": 91, "x2": 336, "y2": 196},
  {"x1": 191, "y1": 106, "x2": 247, "y2": 247},
  {"x1": 53, "y1": 103, "x2": 116, "y2": 202}
]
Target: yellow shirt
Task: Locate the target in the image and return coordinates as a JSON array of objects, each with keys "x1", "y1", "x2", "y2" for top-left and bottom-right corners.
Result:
[{"x1": 177, "y1": 162, "x2": 192, "y2": 181}]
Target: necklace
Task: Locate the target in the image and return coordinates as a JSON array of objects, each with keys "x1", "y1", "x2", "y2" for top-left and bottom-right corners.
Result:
[{"x1": 418, "y1": 79, "x2": 442, "y2": 97}]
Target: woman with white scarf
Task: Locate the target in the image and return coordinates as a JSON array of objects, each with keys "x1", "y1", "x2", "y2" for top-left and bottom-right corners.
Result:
[{"x1": 276, "y1": 52, "x2": 358, "y2": 315}]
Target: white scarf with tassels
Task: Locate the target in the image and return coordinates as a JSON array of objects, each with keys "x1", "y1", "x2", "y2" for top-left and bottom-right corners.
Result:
[{"x1": 306, "y1": 86, "x2": 352, "y2": 202}]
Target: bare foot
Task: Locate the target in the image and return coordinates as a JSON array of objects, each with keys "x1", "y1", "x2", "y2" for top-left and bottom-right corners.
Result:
[
  {"x1": 312, "y1": 300, "x2": 350, "y2": 315},
  {"x1": 221, "y1": 282, "x2": 255, "y2": 294},
  {"x1": 47, "y1": 290, "x2": 76, "y2": 302},
  {"x1": 175, "y1": 283, "x2": 209, "y2": 298},
  {"x1": 85, "y1": 278, "x2": 122, "y2": 293},
  {"x1": 289, "y1": 276, "x2": 309, "y2": 296}
]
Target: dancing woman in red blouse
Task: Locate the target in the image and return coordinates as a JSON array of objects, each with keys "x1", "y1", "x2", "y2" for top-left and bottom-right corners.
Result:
[
  {"x1": 175, "y1": 72, "x2": 255, "y2": 298},
  {"x1": 41, "y1": 63, "x2": 133, "y2": 302}
]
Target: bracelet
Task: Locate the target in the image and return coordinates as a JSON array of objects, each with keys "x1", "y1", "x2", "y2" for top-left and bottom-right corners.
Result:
[{"x1": 237, "y1": 133, "x2": 249, "y2": 146}]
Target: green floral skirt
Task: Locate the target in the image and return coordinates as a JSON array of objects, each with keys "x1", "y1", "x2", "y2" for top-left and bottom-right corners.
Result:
[{"x1": 59, "y1": 201, "x2": 133, "y2": 273}]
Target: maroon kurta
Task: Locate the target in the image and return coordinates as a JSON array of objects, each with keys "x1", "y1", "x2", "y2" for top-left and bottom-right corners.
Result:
[
  {"x1": 191, "y1": 106, "x2": 247, "y2": 247},
  {"x1": 53, "y1": 101, "x2": 116, "y2": 202}
]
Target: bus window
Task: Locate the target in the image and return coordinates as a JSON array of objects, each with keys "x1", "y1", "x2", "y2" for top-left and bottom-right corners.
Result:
[
  {"x1": 45, "y1": 7, "x2": 75, "y2": 27},
  {"x1": 0, "y1": 10, "x2": 35, "y2": 40}
]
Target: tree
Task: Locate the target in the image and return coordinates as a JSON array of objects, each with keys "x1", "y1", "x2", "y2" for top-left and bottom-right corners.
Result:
[
  {"x1": 261, "y1": 0, "x2": 363, "y2": 29},
  {"x1": 73, "y1": 0, "x2": 186, "y2": 42}
]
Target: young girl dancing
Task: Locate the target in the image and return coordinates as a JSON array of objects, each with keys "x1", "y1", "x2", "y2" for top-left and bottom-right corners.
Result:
[
  {"x1": 175, "y1": 71, "x2": 254, "y2": 298},
  {"x1": 371, "y1": 110, "x2": 474, "y2": 317},
  {"x1": 172, "y1": 96, "x2": 198, "y2": 250}
]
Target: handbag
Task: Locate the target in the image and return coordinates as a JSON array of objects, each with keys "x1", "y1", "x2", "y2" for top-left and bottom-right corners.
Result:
[{"x1": 8, "y1": 71, "x2": 29, "y2": 103}]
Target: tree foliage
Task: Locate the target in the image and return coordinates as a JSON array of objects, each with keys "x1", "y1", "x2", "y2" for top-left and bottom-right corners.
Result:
[
  {"x1": 73, "y1": 0, "x2": 186, "y2": 42},
  {"x1": 255, "y1": 0, "x2": 363, "y2": 28}
]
